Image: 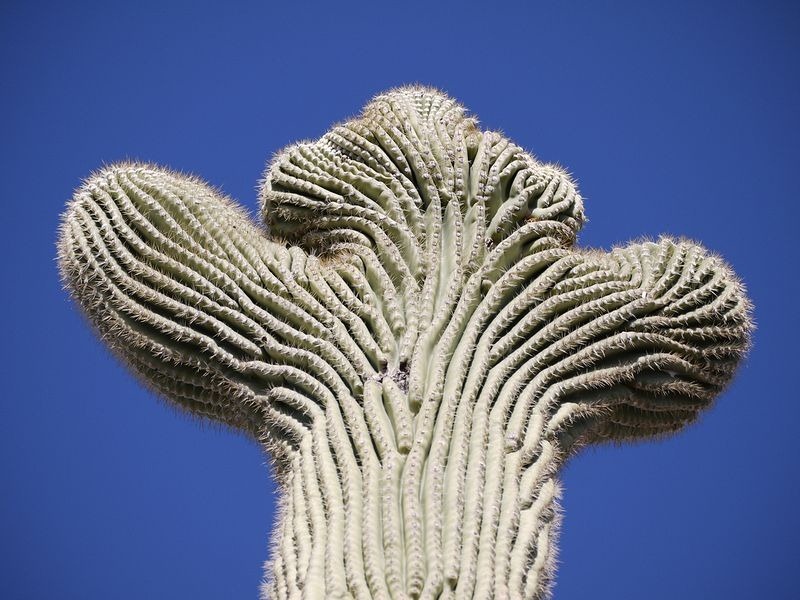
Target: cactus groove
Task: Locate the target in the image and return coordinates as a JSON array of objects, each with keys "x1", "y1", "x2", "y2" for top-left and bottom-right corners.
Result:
[{"x1": 58, "y1": 86, "x2": 752, "y2": 599}]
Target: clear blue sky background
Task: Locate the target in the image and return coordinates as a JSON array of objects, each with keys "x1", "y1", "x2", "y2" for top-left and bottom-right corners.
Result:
[{"x1": 2, "y1": 1, "x2": 798, "y2": 598}]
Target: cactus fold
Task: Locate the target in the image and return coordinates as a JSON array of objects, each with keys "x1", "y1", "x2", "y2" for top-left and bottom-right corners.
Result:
[{"x1": 58, "y1": 86, "x2": 752, "y2": 599}]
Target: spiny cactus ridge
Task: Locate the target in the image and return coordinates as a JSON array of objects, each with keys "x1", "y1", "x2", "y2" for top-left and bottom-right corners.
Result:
[{"x1": 58, "y1": 86, "x2": 752, "y2": 599}]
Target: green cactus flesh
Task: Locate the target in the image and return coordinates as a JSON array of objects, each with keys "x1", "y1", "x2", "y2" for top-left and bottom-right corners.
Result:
[{"x1": 58, "y1": 87, "x2": 752, "y2": 599}]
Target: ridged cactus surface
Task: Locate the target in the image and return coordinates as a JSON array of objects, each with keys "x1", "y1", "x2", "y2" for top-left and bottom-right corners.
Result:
[{"x1": 58, "y1": 87, "x2": 752, "y2": 599}]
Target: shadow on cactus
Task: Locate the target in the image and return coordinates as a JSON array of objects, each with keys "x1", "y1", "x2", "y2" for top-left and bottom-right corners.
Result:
[{"x1": 58, "y1": 86, "x2": 752, "y2": 599}]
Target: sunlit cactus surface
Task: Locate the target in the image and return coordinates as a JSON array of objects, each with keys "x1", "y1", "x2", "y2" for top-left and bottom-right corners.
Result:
[{"x1": 58, "y1": 87, "x2": 752, "y2": 599}]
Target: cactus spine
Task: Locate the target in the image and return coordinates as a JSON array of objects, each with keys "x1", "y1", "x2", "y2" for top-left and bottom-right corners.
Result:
[{"x1": 58, "y1": 87, "x2": 752, "y2": 599}]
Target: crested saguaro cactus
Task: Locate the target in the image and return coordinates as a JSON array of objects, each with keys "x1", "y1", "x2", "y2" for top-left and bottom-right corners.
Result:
[{"x1": 58, "y1": 87, "x2": 752, "y2": 599}]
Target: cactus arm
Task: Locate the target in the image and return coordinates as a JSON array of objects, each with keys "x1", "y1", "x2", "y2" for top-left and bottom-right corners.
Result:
[{"x1": 58, "y1": 87, "x2": 752, "y2": 599}]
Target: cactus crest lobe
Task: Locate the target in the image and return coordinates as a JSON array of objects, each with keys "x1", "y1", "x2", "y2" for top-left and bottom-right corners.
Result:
[{"x1": 58, "y1": 86, "x2": 752, "y2": 599}]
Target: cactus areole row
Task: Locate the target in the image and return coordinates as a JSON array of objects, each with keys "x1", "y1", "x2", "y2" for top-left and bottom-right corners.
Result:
[{"x1": 58, "y1": 87, "x2": 752, "y2": 599}]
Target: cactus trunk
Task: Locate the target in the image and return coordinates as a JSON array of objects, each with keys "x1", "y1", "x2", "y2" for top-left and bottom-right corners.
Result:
[{"x1": 58, "y1": 87, "x2": 752, "y2": 599}]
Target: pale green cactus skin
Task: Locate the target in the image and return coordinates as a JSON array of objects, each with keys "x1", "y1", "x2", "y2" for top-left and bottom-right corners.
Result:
[{"x1": 58, "y1": 87, "x2": 752, "y2": 599}]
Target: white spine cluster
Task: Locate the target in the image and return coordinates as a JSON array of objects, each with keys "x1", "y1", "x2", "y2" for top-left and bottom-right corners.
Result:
[{"x1": 59, "y1": 87, "x2": 752, "y2": 599}]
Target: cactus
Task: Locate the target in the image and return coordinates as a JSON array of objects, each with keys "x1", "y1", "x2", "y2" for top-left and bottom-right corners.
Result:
[{"x1": 58, "y1": 86, "x2": 752, "y2": 599}]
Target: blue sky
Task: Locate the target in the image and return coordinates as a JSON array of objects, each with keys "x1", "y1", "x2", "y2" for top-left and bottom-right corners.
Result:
[{"x1": 2, "y1": 1, "x2": 798, "y2": 598}]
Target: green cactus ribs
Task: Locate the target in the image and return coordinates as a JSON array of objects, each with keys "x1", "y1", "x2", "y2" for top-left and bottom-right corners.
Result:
[{"x1": 58, "y1": 86, "x2": 752, "y2": 599}]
